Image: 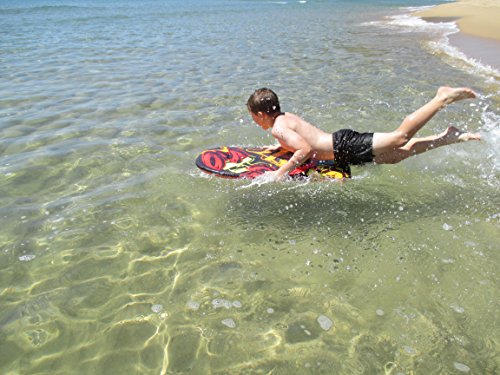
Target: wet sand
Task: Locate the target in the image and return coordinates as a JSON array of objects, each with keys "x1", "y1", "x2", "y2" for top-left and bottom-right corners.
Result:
[
  {"x1": 449, "y1": 33, "x2": 500, "y2": 70},
  {"x1": 416, "y1": 0, "x2": 500, "y2": 70}
]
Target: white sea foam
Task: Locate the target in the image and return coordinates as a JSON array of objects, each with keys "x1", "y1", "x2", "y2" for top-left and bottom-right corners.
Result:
[
  {"x1": 386, "y1": 14, "x2": 457, "y2": 34},
  {"x1": 424, "y1": 36, "x2": 500, "y2": 82},
  {"x1": 362, "y1": 9, "x2": 457, "y2": 35},
  {"x1": 363, "y1": 7, "x2": 500, "y2": 82},
  {"x1": 479, "y1": 107, "x2": 500, "y2": 185}
]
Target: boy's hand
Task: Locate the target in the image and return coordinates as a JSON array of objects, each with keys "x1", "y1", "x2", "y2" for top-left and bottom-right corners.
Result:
[
  {"x1": 264, "y1": 144, "x2": 282, "y2": 152},
  {"x1": 263, "y1": 170, "x2": 287, "y2": 182},
  {"x1": 252, "y1": 170, "x2": 286, "y2": 185}
]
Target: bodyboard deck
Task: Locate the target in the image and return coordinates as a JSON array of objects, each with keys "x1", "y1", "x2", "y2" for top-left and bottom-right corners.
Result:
[{"x1": 195, "y1": 146, "x2": 351, "y2": 179}]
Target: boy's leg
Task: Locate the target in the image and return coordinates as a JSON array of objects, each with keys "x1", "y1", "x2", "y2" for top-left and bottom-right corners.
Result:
[
  {"x1": 372, "y1": 87, "x2": 476, "y2": 156},
  {"x1": 374, "y1": 126, "x2": 481, "y2": 164}
]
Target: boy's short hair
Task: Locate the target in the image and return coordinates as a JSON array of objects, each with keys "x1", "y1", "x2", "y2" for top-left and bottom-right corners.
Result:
[{"x1": 247, "y1": 88, "x2": 281, "y2": 115}]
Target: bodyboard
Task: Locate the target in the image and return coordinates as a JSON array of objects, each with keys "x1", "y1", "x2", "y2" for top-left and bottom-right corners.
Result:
[{"x1": 195, "y1": 146, "x2": 351, "y2": 179}]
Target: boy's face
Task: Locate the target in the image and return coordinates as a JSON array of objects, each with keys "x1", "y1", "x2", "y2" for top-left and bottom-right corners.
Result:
[{"x1": 248, "y1": 108, "x2": 272, "y2": 130}]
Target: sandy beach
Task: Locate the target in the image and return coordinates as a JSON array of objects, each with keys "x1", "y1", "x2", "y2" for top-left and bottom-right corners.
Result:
[{"x1": 416, "y1": 0, "x2": 500, "y2": 69}]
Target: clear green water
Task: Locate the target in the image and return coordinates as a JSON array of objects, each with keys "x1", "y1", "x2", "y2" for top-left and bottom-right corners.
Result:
[{"x1": 0, "y1": 1, "x2": 499, "y2": 374}]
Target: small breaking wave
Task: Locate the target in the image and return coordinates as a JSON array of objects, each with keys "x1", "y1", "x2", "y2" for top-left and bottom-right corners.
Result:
[
  {"x1": 480, "y1": 106, "x2": 500, "y2": 173},
  {"x1": 363, "y1": 7, "x2": 500, "y2": 83},
  {"x1": 362, "y1": 9, "x2": 457, "y2": 35},
  {"x1": 424, "y1": 36, "x2": 500, "y2": 82},
  {"x1": 0, "y1": 5, "x2": 92, "y2": 14}
]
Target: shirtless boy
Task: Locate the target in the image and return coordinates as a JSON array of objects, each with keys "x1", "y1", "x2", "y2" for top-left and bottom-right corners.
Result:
[{"x1": 246, "y1": 86, "x2": 481, "y2": 181}]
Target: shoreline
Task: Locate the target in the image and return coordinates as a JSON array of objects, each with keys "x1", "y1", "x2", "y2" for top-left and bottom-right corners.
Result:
[{"x1": 415, "y1": 0, "x2": 500, "y2": 71}]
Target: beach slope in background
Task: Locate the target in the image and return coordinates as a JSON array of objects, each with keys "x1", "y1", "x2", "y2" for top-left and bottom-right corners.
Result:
[
  {"x1": 416, "y1": 0, "x2": 500, "y2": 41},
  {"x1": 416, "y1": 0, "x2": 500, "y2": 70}
]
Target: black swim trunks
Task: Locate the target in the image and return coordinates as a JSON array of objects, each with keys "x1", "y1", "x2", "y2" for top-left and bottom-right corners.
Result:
[{"x1": 332, "y1": 129, "x2": 374, "y2": 166}]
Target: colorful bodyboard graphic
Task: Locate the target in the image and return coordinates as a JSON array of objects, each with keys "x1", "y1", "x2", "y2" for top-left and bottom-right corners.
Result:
[{"x1": 195, "y1": 146, "x2": 351, "y2": 179}]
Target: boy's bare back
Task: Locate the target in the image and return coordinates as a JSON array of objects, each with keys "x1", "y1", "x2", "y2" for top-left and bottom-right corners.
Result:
[{"x1": 272, "y1": 113, "x2": 335, "y2": 161}]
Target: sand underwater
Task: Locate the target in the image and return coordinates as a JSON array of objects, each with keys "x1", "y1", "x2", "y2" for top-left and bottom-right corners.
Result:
[{"x1": 0, "y1": 0, "x2": 499, "y2": 374}]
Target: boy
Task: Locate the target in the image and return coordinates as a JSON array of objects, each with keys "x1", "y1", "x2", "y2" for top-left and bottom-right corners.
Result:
[{"x1": 246, "y1": 87, "x2": 481, "y2": 181}]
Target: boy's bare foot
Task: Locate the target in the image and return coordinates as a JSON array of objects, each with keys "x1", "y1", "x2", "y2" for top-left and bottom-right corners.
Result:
[
  {"x1": 442, "y1": 126, "x2": 481, "y2": 144},
  {"x1": 436, "y1": 86, "x2": 476, "y2": 105}
]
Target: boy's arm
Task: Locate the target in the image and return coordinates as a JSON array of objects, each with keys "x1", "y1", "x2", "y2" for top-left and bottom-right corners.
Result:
[
  {"x1": 264, "y1": 144, "x2": 282, "y2": 152},
  {"x1": 274, "y1": 147, "x2": 312, "y2": 179},
  {"x1": 271, "y1": 127, "x2": 313, "y2": 179}
]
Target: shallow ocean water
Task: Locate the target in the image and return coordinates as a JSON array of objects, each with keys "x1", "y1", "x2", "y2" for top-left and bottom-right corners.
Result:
[{"x1": 0, "y1": 0, "x2": 499, "y2": 374}]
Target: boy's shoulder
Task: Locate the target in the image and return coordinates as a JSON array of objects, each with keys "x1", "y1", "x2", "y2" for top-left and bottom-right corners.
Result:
[
  {"x1": 272, "y1": 113, "x2": 293, "y2": 133},
  {"x1": 274, "y1": 112, "x2": 300, "y2": 127}
]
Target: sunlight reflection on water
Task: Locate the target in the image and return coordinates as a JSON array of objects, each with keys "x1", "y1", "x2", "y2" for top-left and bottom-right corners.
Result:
[{"x1": 0, "y1": 0, "x2": 499, "y2": 373}]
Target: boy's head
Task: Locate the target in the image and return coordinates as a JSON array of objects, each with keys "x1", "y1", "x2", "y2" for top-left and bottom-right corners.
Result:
[{"x1": 247, "y1": 88, "x2": 281, "y2": 116}]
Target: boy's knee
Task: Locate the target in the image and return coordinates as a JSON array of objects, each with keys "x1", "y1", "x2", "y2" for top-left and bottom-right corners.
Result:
[{"x1": 392, "y1": 131, "x2": 410, "y2": 148}]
